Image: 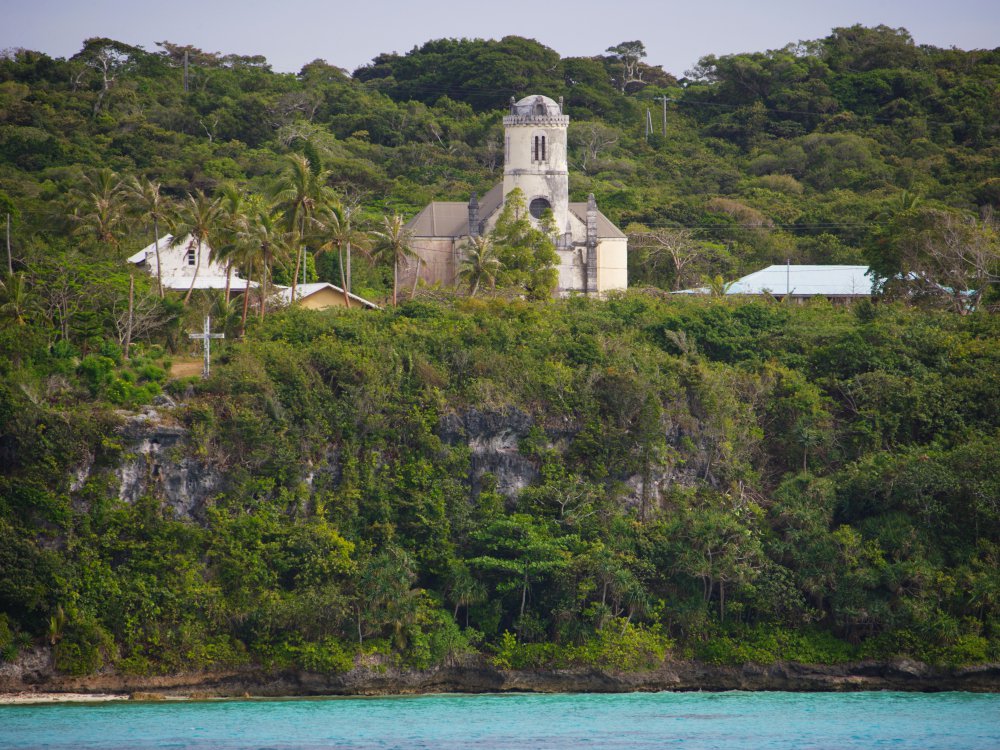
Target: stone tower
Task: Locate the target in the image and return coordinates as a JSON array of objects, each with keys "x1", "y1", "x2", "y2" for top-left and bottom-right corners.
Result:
[{"x1": 502, "y1": 95, "x2": 570, "y2": 237}]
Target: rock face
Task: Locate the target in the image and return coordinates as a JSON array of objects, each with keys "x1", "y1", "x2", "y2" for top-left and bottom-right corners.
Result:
[
  {"x1": 439, "y1": 408, "x2": 539, "y2": 498},
  {"x1": 73, "y1": 408, "x2": 224, "y2": 521},
  {"x1": 437, "y1": 407, "x2": 711, "y2": 509},
  {"x1": 3, "y1": 650, "x2": 998, "y2": 696}
]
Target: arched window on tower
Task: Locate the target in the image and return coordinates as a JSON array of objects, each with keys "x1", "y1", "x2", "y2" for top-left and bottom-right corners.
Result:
[
  {"x1": 533, "y1": 135, "x2": 539, "y2": 162},
  {"x1": 541, "y1": 135, "x2": 546, "y2": 161}
]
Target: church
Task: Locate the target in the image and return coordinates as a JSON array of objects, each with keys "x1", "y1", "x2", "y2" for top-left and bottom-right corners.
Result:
[{"x1": 406, "y1": 95, "x2": 628, "y2": 296}]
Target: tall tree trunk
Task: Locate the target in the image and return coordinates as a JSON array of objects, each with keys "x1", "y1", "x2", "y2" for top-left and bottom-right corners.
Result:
[
  {"x1": 183, "y1": 238, "x2": 201, "y2": 305},
  {"x1": 338, "y1": 245, "x2": 351, "y2": 309},
  {"x1": 224, "y1": 262, "x2": 232, "y2": 306},
  {"x1": 345, "y1": 240, "x2": 352, "y2": 293},
  {"x1": 392, "y1": 258, "x2": 398, "y2": 306},
  {"x1": 520, "y1": 569, "x2": 529, "y2": 620},
  {"x1": 124, "y1": 274, "x2": 134, "y2": 360},
  {"x1": 290, "y1": 244, "x2": 302, "y2": 303},
  {"x1": 240, "y1": 266, "x2": 253, "y2": 336},
  {"x1": 260, "y1": 247, "x2": 270, "y2": 321},
  {"x1": 153, "y1": 217, "x2": 163, "y2": 298},
  {"x1": 410, "y1": 257, "x2": 421, "y2": 299}
]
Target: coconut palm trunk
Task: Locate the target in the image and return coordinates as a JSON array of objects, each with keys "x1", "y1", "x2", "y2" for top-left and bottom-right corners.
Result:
[{"x1": 183, "y1": 237, "x2": 201, "y2": 305}]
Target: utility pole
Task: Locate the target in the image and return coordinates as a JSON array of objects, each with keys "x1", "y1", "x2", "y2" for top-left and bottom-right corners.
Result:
[
  {"x1": 645, "y1": 108, "x2": 653, "y2": 141},
  {"x1": 657, "y1": 96, "x2": 669, "y2": 136}
]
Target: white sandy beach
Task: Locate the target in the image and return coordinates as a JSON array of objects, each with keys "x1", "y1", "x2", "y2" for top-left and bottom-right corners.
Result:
[{"x1": 0, "y1": 692, "x2": 130, "y2": 704}]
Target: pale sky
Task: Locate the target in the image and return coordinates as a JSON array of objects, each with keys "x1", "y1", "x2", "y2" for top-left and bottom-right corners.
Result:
[{"x1": 5, "y1": 0, "x2": 999, "y2": 77}]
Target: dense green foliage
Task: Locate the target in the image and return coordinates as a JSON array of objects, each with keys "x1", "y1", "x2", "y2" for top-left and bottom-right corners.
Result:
[
  {"x1": 2, "y1": 295, "x2": 999, "y2": 674},
  {"x1": 1, "y1": 27, "x2": 999, "y2": 676}
]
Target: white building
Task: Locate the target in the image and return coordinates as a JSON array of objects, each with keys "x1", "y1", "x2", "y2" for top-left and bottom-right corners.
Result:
[
  {"x1": 679, "y1": 265, "x2": 874, "y2": 304},
  {"x1": 126, "y1": 234, "x2": 253, "y2": 292},
  {"x1": 406, "y1": 95, "x2": 628, "y2": 296}
]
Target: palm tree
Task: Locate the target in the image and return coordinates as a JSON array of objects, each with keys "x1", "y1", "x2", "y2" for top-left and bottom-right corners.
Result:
[
  {"x1": 271, "y1": 153, "x2": 328, "y2": 303},
  {"x1": 458, "y1": 235, "x2": 502, "y2": 297},
  {"x1": 704, "y1": 274, "x2": 733, "y2": 297},
  {"x1": 240, "y1": 201, "x2": 291, "y2": 323},
  {"x1": 215, "y1": 183, "x2": 251, "y2": 306},
  {"x1": 69, "y1": 168, "x2": 127, "y2": 252},
  {"x1": 171, "y1": 189, "x2": 222, "y2": 305},
  {"x1": 0, "y1": 272, "x2": 33, "y2": 325},
  {"x1": 127, "y1": 176, "x2": 169, "y2": 298},
  {"x1": 314, "y1": 202, "x2": 371, "y2": 308},
  {"x1": 372, "y1": 213, "x2": 416, "y2": 306}
]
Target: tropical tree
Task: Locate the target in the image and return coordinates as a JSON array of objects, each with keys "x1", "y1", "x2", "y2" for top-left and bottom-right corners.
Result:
[
  {"x1": 215, "y1": 183, "x2": 251, "y2": 306},
  {"x1": 314, "y1": 202, "x2": 370, "y2": 308},
  {"x1": 490, "y1": 188, "x2": 558, "y2": 299},
  {"x1": 458, "y1": 235, "x2": 501, "y2": 297},
  {"x1": 373, "y1": 213, "x2": 416, "y2": 306},
  {"x1": 240, "y1": 200, "x2": 291, "y2": 323},
  {"x1": 271, "y1": 152, "x2": 329, "y2": 303},
  {"x1": 0, "y1": 272, "x2": 34, "y2": 325},
  {"x1": 171, "y1": 189, "x2": 222, "y2": 305},
  {"x1": 69, "y1": 169, "x2": 127, "y2": 253},
  {"x1": 127, "y1": 176, "x2": 169, "y2": 298}
]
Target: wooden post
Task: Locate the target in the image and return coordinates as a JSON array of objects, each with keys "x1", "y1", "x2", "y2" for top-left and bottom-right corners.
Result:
[
  {"x1": 5, "y1": 213, "x2": 11, "y2": 275},
  {"x1": 124, "y1": 274, "x2": 134, "y2": 360}
]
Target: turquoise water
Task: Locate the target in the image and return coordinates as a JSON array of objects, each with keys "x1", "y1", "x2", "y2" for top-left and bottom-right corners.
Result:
[{"x1": 2, "y1": 691, "x2": 999, "y2": 749}]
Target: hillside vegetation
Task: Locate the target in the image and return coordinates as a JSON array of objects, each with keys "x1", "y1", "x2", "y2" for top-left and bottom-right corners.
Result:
[{"x1": 1, "y1": 27, "x2": 999, "y2": 677}]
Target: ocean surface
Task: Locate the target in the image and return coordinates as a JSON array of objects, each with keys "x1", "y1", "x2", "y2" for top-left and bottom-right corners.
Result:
[{"x1": 2, "y1": 691, "x2": 999, "y2": 749}]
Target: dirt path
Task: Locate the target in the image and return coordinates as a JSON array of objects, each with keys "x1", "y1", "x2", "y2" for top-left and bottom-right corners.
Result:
[{"x1": 169, "y1": 358, "x2": 204, "y2": 379}]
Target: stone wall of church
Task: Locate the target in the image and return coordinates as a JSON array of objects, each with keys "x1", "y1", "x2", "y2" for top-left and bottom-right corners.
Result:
[
  {"x1": 597, "y1": 238, "x2": 629, "y2": 294},
  {"x1": 410, "y1": 237, "x2": 460, "y2": 286}
]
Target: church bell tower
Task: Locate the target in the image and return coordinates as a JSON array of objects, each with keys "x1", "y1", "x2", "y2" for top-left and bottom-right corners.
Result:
[{"x1": 502, "y1": 95, "x2": 570, "y2": 235}]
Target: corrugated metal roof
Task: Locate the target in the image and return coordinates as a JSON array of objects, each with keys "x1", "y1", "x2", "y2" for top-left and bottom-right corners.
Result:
[{"x1": 728, "y1": 265, "x2": 873, "y2": 297}]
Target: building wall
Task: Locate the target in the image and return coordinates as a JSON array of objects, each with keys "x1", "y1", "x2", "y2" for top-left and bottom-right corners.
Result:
[
  {"x1": 596, "y1": 238, "x2": 628, "y2": 294},
  {"x1": 411, "y1": 237, "x2": 459, "y2": 286},
  {"x1": 503, "y1": 123, "x2": 569, "y2": 232},
  {"x1": 142, "y1": 237, "x2": 226, "y2": 280},
  {"x1": 298, "y1": 287, "x2": 351, "y2": 310}
]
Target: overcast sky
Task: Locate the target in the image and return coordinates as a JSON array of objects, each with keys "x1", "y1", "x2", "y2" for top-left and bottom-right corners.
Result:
[{"x1": 5, "y1": 0, "x2": 999, "y2": 77}]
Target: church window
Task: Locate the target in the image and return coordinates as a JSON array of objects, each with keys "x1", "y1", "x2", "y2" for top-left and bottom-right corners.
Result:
[
  {"x1": 186, "y1": 249, "x2": 196, "y2": 266},
  {"x1": 533, "y1": 134, "x2": 547, "y2": 162},
  {"x1": 529, "y1": 197, "x2": 551, "y2": 219}
]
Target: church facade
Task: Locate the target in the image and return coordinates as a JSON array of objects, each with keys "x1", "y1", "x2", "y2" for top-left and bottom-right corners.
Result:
[{"x1": 406, "y1": 95, "x2": 628, "y2": 296}]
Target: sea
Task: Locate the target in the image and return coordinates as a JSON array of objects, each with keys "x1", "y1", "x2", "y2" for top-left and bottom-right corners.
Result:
[{"x1": 2, "y1": 691, "x2": 999, "y2": 749}]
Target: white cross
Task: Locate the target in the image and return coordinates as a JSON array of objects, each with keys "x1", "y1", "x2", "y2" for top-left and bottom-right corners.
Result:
[{"x1": 188, "y1": 315, "x2": 224, "y2": 378}]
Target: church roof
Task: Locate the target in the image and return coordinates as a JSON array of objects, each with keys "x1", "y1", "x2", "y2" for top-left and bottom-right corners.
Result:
[
  {"x1": 568, "y1": 204, "x2": 627, "y2": 239},
  {"x1": 406, "y1": 184, "x2": 503, "y2": 238},
  {"x1": 406, "y1": 184, "x2": 625, "y2": 240}
]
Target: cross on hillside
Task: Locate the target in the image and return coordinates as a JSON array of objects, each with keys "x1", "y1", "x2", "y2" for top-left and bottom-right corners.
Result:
[{"x1": 189, "y1": 315, "x2": 224, "y2": 378}]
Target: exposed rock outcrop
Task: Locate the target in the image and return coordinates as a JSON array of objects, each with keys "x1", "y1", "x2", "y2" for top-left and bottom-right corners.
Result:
[{"x1": 3, "y1": 650, "x2": 998, "y2": 696}]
